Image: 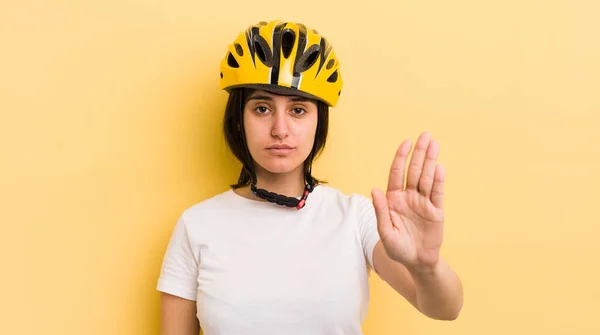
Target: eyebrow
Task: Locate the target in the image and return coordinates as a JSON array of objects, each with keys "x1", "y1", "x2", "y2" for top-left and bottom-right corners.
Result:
[
  {"x1": 247, "y1": 95, "x2": 273, "y2": 102},
  {"x1": 247, "y1": 94, "x2": 313, "y2": 103}
]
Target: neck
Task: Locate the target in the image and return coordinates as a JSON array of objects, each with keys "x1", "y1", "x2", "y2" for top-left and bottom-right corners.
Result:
[
  {"x1": 234, "y1": 165, "x2": 308, "y2": 201},
  {"x1": 254, "y1": 166, "x2": 306, "y2": 197}
]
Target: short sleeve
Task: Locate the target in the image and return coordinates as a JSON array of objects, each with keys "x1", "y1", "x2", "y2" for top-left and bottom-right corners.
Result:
[
  {"x1": 355, "y1": 195, "x2": 381, "y2": 274},
  {"x1": 156, "y1": 212, "x2": 199, "y2": 301}
]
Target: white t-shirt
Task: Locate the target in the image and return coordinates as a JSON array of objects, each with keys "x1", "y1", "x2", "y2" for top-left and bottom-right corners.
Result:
[{"x1": 156, "y1": 184, "x2": 381, "y2": 335}]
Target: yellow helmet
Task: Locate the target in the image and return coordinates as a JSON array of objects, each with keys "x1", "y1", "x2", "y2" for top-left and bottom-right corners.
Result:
[{"x1": 219, "y1": 20, "x2": 343, "y2": 107}]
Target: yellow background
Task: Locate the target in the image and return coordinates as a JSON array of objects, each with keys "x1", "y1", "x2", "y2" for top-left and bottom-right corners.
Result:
[{"x1": 2, "y1": 0, "x2": 599, "y2": 334}]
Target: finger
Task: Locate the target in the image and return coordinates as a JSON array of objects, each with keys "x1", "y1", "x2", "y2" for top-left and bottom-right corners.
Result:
[
  {"x1": 372, "y1": 188, "x2": 393, "y2": 239},
  {"x1": 387, "y1": 140, "x2": 412, "y2": 193},
  {"x1": 431, "y1": 164, "x2": 446, "y2": 209},
  {"x1": 406, "y1": 131, "x2": 431, "y2": 190},
  {"x1": 418, "y1": 139, "x2": 440, "y2": 197}
]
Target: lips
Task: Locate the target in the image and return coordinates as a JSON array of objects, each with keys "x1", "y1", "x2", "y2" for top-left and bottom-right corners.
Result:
[
  {"x1": 267, "y1": 144, "x2": 295, "y2": 155},
  {"x1": 268, "y1": 144, "x2": 294, "y2": 149}
]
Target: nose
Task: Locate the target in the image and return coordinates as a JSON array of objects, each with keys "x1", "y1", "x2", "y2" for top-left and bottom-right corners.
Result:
[{"x1": 270, "y1": 109, "x2": 289, "y2": 139}]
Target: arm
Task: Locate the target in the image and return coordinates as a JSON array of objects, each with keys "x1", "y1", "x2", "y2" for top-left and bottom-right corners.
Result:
[
  {"x1": 372, "y1": 241, "x2": 463, "y2": 320},
  {"x1": 157, "y1": 213, "x2": 201, "y2": 334},
  {"x1": 160, "y1": 292, "x2": 200, "y2": 335},
  {"x1": 369, "y1": 132, "x2": 464, "y2": 321}
]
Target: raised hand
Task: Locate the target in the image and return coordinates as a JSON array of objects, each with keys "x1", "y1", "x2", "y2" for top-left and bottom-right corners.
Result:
[{"x1": 371, "y1": 131, "x2": 446, "y2": 269}]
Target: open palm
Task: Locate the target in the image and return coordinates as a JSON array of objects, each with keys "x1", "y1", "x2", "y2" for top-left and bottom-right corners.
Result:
[{"x1": 372, "y1": 131, "x2": 446, "y2": 268}]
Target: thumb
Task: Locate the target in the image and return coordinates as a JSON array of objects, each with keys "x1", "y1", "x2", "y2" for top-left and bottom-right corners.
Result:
[{"x1": 371, "y1": 188, "x2": 393, "y2": 240}]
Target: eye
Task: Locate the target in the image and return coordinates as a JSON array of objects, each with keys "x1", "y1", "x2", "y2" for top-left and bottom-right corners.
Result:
[
  {"x1": 292, "y1": 107, "x2": 306, "y2": 115},
  {"x1": 254, "y1": 106, "x2": 270, "y2": 114}
]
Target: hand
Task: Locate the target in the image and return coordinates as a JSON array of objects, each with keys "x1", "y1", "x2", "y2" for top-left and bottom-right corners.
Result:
[{"x1": 372, "y1": 131, "x2": 445, "y2": 270}]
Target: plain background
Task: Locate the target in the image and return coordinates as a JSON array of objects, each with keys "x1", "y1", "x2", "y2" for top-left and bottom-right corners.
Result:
[{"x1": 1, "y1": 0, "x2": 599, "y2": 334}]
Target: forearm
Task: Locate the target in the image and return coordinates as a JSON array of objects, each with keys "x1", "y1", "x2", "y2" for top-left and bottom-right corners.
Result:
[{"x1": 407, "y1": 258, "x2": 463, "y2": 320}]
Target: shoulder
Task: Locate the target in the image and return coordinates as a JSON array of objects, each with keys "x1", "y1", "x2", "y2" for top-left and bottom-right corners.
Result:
[
  {"x1": 178, "y1": 188, "x2": 237, "y2": 225},
  {"x1": 314, "y1": 184, "x2": 374, "y2": 213}
]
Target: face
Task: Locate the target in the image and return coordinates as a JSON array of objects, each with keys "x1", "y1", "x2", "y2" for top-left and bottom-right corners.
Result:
[{"x1": 243, "y1": 90, "x2": 319, "y2": 178}]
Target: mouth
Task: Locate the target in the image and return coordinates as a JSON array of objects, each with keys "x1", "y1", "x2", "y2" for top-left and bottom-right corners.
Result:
[{"x1": 267, "y1": 145, "x2": 295, "y2": 155}]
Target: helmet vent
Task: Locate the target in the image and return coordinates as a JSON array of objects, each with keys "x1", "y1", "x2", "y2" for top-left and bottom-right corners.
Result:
[
  {"x1": 253, "y1": 35, "x2": 273, "y2": 67},
  {"x1": 234, "y1": 43, "x2": 244, "y2": 56},
  {"x1": 281, "y1": 29, "x2": 295, "y2": 59},
  {"x1": 295, "y1": 44, "x2": 320, "y2": 73},
  {"x1": 326, "y1": 59, "x2": 335, "y2": 70},
  {"x1": 227, "y1": 52, "x2": 239, "y2": 68},
  {"x1": 327, "y1": 69, "x2": 339, "y2": 83}
]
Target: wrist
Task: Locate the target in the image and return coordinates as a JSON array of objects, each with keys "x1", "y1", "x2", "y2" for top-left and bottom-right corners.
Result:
[{"x1": 406, "y1": 259, "x2": 444, "y2": 280}]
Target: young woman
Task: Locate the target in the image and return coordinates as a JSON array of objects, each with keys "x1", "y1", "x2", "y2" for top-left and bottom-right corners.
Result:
[{"x1": 157, "y1": 20, "x2": 463, "y2": 335}]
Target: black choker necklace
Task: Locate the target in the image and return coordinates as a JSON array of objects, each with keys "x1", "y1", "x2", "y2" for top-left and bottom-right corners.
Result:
[{"x1": 250, "y1": 180, "x2": 316, "y2": 210}]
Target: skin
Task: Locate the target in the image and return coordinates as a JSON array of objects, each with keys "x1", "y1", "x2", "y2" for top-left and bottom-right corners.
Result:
[
  {"x1": 233, "y1": 89, "x2": 320, "y2": 200},
  {"x1": 160, "y1": 90, "x2": 463, "y2": 334},
  {"x1": 160, "y1": 293, "x2": 199, "y2": 335}
]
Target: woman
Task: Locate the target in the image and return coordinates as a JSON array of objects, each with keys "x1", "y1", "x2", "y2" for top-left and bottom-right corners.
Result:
[{"x1": 157, "y1": 20, "x2": 463, "y2": 335}]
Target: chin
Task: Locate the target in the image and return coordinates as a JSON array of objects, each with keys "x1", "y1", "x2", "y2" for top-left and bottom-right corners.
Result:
[
  {"x1": 260, "y1": 163, "x2": 299, "y2": 174},
  {"x1": 257, "y1": 157, "x2": 304, "y2": 175}
]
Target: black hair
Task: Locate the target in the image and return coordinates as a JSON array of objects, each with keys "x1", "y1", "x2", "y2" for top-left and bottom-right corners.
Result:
[{"x1": 222, "y1": 87, "x2": 329, "y2": 190}]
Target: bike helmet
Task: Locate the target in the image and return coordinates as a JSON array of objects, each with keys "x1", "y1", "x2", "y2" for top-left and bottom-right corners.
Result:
[{"x1": 219, "y1": 20, "x2": 343, "y2": 107}]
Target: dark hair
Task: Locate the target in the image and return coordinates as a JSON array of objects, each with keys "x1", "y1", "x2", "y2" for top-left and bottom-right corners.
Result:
[{"x1": 223, "y1": 87, "x2": 329, "y2": 189}]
